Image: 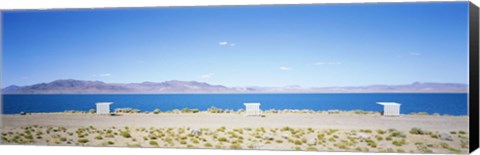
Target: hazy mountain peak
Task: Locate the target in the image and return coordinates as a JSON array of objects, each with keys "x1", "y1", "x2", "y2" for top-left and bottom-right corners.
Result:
[{"x1": 1, "y1": 79, "x2": 468, "y2": 94}]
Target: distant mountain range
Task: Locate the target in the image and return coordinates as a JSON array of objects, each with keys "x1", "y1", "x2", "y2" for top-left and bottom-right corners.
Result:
[{"x1": 1, "y1": 79, "x2": 468, "y2": 94}]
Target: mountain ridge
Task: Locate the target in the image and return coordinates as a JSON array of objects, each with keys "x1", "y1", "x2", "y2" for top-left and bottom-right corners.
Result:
[{"x1": 1, "y1": 79, "x2": 468, "y2": 94}]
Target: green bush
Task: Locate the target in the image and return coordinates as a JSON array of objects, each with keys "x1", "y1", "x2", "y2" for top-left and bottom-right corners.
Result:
[
  {"x1": 218, "y1": 137, "x2": 228, "y2": 142},
  {"x1": 365, "y1": 139, "x2": 377, "y2": 148},
  {"x1": 390, "y1": 131, "x2": 406, "y2": 138},
  {"x1": 306, "y1": 146, "x2": 318, "y2": 151},
  {"x1": 120, "y1": 131, "x2": 131, "y2": 138},
  {"x1": 409, "y1": 128, "x2": 425, "y2": 135},
  {"x1": 59, "y1": 137, "x2": 67, "y2": 142},
  {"x1": 78, "y1": 138, "x2": 89, "y2": 144},
  {"x1": 294, "y1": 140, "x2": 302, "y2": 145},
  {"x1": 95, "y1": 135, "x2": 103, "y2": 140},
  {"x1": 180, "y1": 140, "x2": 187, "y2": 145},
  {"x1": 89, "y1": 109, "x2": 96, "y2": 113},
  {"x1": 204, "y1": 142, "x2": 213, "y2": 147},
  {"x1": 153, "y1": 109, "x2": 161, "y2": 114},
  {"x1": 149, "y1": 141, "x2": 158, "y2": 146},
  {"x1": 207, "y1": 106, "x2": 223, "y2": 113},
  {"x1": 182, "y1": 108, "x2": 191, "y2": 113},
  {"x1": 392, "y1": 139, "x2": 406, "y2": 147},
  {"x1": 230, "y1": 143, "x2": 242, "y2": 149},
  {"x1": 376, "y1": 129, "x2": 386, "y2": 134}
]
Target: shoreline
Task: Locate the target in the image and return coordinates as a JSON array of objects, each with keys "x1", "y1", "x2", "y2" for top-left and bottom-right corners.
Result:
[
  {"x1": 3, "y1": 109, "x2": 469, "y2": 117},
  {"x1": 1, "y1": 112, "x2": 469, "y2": 132}
]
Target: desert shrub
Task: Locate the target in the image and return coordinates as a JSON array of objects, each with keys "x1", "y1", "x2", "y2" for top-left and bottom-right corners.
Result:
[
  {"x1": 182, "y1": 108, "x2": 191, "y2": 113},
  {"x1": 306, "y1": 146, "x2": 318, "y2": 151},
  {"x1": 294, "y1": 140, "x2": 302, "y2": 145},
  {"x1": 385, "y1": 136, "x2": 393, "y2": 141},
  {"x1": 191, "y1": 109, "x2": 200, "y2": 113},
  {"x1": 390, "y1": 131, "x2": 406, "y2": 138},
  {"x1": 89, "y1": 109, "x2": 96, "y2": 114},
  {"x1": 204, "y1": 142, "x2": 213, "y2": 147},
  {"x1": 461, "y1": 140, "x2": 469, "y2": 148},
  {"x1": 392, "y1": 139, "x2": 406, "y2": 147},
  {"x1": 217, "y1": 126, "x2": 226, "y2": 132},
  {"x1": 120, "y1": 131, "x2": 131, "y2": 138},
  {"x1": 450, "y1": 131, "x2": 457, "y2": 134},
  {"x1": 354, "y1": 110, "x2": 368, "y2": 114},
  {"x1": 164, "y1": 137, "x2": 173, "y2": 143},
  {"x1": 275, "y1": 139, "x2": 283, "y2": 143},
  {"x1": 449, "y1": 147, "x2": 462, "y2": 154},
  {"x1": 410, "y1": 128, "x2": 425, "y2": 135},
  {"x1": 375, "y1": 135, "x2": 383, "y2": 141},
  {"x1": 415, "y1": 142, "x2": 433, "y2": 153},
  {"x1": 115, "y1": 108, "x2": 141, "y2": 114},
  {"x1": 218, "y1": 137, "x2": 228, "y2": 142},
  {"x1": 233, "y1": 128, "x2": 244, "y2": 134},
  {"x1": 215, "y1": 144, "x2": 224, "y2": 149},
  {"x1": 360, "y1": 129, "x2": 372, "y2": 133},
  {"x1": 78, "y1": 138, "x2": 89, "y2": 144},
  {"x1": 107, "y1": 141, "x2": 115, "y2": 145},
  {"x1": 230, "y1": 143, "x2": 242, "y2": 149},
  {"x1": 149, "y1": 141, "x2": 158, "y2": 146},
  {"x1": 459, "y1": 131, "x2": 466, "y2": 135},
  {"x1": 58, "y1": 137, "x2": 67, "y2": 142},
  {"x1": 317, "y1": 133, "x2": 325, "y2": 139},
  {"x1": 94, "y1": 135, "x2": 103, "y2": 140},
  {"x1": 180, "y1": 140, "x2": 187, "y2": 145},
  {"x1": 376, "y1": 129, "x2": 386, "y2": 135},
  {"x1": 281, "y1": 126, "x2": 292, "y2": 132},
  {"x1": 439, "y1": 142, "x2": 450, "y2": 149},
  {"x1": 207, "y1": 106, "x2": 223, "y2": 113},
  {"x1": 153, "y1": 109, "x2": 161, "y2": 114},
  {"x1": 328, "y1": 137, "x2": 336, "y2": 142},
  {"x1": 365, "y1": 139, "x2": 377, "y2": 148},
  {"x1": 334, "y1": 142, "x2": 350, "y2": 150}
]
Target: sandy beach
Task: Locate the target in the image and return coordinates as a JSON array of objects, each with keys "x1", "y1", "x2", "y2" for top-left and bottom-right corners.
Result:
[
  {"x1": 1, "y1": 113, "x2": 468, "y2": 132},
  {"x1": 0, "y1": 113, "x2": 469, "y2": 153}
]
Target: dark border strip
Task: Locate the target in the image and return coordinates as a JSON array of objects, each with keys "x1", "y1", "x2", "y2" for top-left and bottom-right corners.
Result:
[{"x1": 469, "y1": 2, "x2": 479, "y2": 153}]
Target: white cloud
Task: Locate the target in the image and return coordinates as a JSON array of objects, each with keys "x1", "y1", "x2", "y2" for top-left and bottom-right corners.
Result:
[
  {"x1": 280, "y1": 67, "x2": 292, "y2": 71},
  {"x1": 409, "y1": 52, "x2": 421, "y2": 56},
  {"x1": 219, "y1": 41, "x2": 228, "y2": 45},
  {"x1": 200, "y1": 73, "x2": 214, "y2": 79},
  {"x1": 219, "y1": 41, "x2": 236, "y2": 46},
  {"x1": 313, "y1": 62, "x2": 342, "y2": 65}
]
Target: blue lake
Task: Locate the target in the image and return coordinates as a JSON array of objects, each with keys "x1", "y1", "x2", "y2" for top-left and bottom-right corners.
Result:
[{"x1": 1, "y1": 93, "x2": 468, "y2": 115}]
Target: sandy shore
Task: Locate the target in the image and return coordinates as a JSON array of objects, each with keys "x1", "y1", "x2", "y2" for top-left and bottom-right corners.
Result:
[
  {"x1": 0, "y1": 113, "x2": 470, "y2": 153},
  {"x1": 1, "y1": 113, "x2": 468, "y2": 132}
]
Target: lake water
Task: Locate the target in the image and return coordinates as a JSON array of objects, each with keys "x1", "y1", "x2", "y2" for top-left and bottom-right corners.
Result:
[{"x1": 1, "y1": 93, "x2": 468, "y2": 115}]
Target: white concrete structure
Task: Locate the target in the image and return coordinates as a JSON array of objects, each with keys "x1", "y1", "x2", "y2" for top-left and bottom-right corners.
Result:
[
  {"x1": 244, "y1": 103, "x2": 261, "y2": 116},
  {"x1": 377, "y1": 102, "x2": 401, "y2": 116},
  {"x1": 96, "y1": 102, "x2": 113, "y2": 115}
]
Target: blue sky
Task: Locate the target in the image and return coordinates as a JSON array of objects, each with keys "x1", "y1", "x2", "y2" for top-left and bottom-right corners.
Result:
[{"x1": 2, "y1": 2, "x2": 470, "y2": 87}]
